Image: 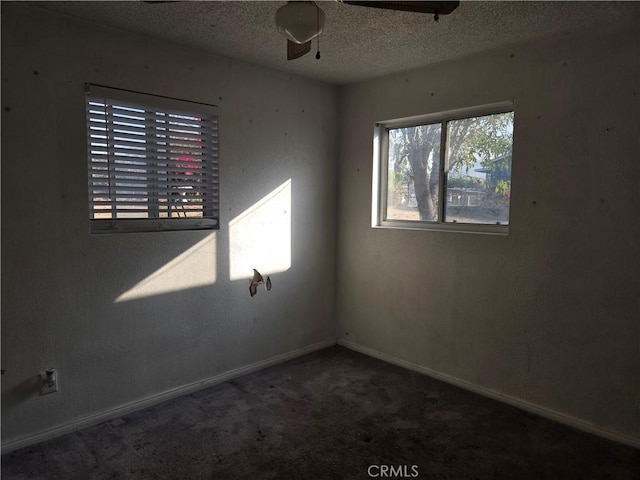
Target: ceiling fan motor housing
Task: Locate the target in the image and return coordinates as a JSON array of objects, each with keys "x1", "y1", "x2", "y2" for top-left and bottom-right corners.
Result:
[{"x1": 275, "y1": 1, "x2": 326, "y2": 44}]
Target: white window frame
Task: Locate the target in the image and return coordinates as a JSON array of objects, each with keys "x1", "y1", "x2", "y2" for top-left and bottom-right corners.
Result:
[
  {"x1": 86, "y1": 83, "x2": 220, "y2": 234},
  {"x1": 372, "y1": 101, "x2": 514, "y2": 235}
]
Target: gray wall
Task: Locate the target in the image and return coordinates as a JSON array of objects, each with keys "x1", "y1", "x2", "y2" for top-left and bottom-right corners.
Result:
[
  {"x1": 336, "y1": 19, "x2": 639, "y2": 441},
  {"x1": 1, "y1": 3, "x2": 337, "y2": 444}
]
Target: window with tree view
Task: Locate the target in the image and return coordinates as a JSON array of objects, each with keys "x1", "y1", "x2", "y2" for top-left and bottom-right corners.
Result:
[{"x1": 377, "y1": 104, "x2": 514, "y2": 232}]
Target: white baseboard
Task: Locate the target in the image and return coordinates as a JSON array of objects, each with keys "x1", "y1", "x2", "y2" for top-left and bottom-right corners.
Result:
[
  {"x1": 1, "y1": 339, "x2": 336, "y2": 455},
  {"x1": 337, "y1": 338, "x2": 640, "y2": 450}
]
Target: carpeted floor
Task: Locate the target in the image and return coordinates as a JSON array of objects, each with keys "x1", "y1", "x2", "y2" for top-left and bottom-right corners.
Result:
[{"x1": 2, "y1": 346, "x2": 639, "y2": 479}]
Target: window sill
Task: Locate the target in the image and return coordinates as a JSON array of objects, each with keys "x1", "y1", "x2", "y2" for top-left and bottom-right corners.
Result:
[
  {"x1": 90, "y1": 217, "x2": 219, "y2": 235},
  {"x1": 372, "y1": 220, "x2": 509, "y2": 235}
]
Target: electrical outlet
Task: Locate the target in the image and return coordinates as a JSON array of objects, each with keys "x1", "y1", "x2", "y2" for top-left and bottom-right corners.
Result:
[{"x1": 40, "y1": 368, "x2": 58, "y2": 395}]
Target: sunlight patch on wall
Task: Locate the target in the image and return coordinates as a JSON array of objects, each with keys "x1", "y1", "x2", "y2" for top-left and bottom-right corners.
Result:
[
  {"x1": 229, "y1": 179, "x2": 291, "y2": 281},
  {"x1": 115, "y1": 233, "x2": 217, "y2": 302}
]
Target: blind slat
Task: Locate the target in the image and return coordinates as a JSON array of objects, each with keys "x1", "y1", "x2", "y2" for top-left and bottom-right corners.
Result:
[
  {"x1": 88, "y1": 122, "x2": 218, "y2": 145},
  {"x1": 90, "y1": 201, "x2": 219, "y2": 208},
  {"x1": 88, "y1": 168, "x2": 220, "y2": 180},
  {"x1": 88, "y1": 151, "x2": 217, "y2": 163},
  {"x1": 89, "y1": 186, "x2": 220, "y2": 194},
  {"x1": 88, "y1": 129, "x2": 218, "y2": 148},
  {"x1": 89, "y1": 140, "x2": 215, "y2": 157}
]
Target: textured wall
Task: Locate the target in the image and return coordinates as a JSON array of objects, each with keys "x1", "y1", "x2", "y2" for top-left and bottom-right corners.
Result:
[
  {"x1": 1, "y1": 3, "x2": 337, "y2": 443},
  {"x1": 336, "y1": 19, "x2": 640, "y2": 440}
]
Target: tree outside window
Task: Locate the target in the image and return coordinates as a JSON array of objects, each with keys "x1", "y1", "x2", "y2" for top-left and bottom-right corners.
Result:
[{"x1": 385, "y1": 110, "x2": 514, "y2": 227}]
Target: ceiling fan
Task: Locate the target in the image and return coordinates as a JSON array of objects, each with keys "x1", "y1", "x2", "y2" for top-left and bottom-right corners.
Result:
[
  {"x1": 143, "y1": 1, "x2": 460, "y2": 61},
  {"x1": 276, "y1": 1, "x2": 460, "y2": 60}
]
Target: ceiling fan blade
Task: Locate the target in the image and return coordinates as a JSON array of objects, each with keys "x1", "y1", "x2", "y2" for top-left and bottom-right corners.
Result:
[
  {"x1": 342, "y1": 1, "x2": 459, "y2": 15},
  {"x1": 287, "y1": 39, "x2": 311, "y2": 61}
]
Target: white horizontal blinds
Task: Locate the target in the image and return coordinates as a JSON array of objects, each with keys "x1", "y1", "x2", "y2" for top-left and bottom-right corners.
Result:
[{"x1": 86, "y1": 84, "x2": 219, "y2": 232}]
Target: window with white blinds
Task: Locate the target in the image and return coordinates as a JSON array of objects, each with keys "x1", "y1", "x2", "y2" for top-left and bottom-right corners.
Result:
[{"x1": 86, "y1": 84, "x2": 219, "y2": 234}]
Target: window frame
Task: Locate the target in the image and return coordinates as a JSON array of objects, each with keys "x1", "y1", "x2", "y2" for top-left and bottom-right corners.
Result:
[
  {"x1": 86, "y1": 83, "x2": 220, "y2": 235},
  {"x1": 372, "y1": 101, "x2": 514, "y2": 235}
]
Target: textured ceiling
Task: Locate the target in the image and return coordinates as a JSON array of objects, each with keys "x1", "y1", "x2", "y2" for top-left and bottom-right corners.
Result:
[{"x1": 31, "y1": 1, "x2": 637, "y2": 85}]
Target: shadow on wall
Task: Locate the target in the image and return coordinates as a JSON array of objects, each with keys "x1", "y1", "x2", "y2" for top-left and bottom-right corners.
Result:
[
  {"x1": 1, "y1": 375, "x2": 41, "y2": 409},
  {"x1": 114, "y1": 179, "x2": 292, "y2": 303},
  {"x1": 115, "y1": 233, "x2": 218, "y2": 303}
]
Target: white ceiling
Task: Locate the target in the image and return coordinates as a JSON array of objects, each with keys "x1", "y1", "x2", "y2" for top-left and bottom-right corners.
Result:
[{"x1": 31, "y1": 1, "x2": 637, "y2": 85}]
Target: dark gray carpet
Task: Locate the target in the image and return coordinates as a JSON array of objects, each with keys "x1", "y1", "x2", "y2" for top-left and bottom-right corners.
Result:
[{"x1": 2, "y1": 346, "x2": 639, "y2": 479}]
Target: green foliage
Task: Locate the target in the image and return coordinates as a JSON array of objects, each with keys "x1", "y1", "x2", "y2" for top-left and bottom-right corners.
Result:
[
  {"x1": 494, "y1": 179, "x2": 511, "y2": 197},
  {"x1": 447, "y1": 112, "x2": 514, "y2": 175},
  {"x1": 446, "y1": 175, "x2": 483, "y2": 189}
]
